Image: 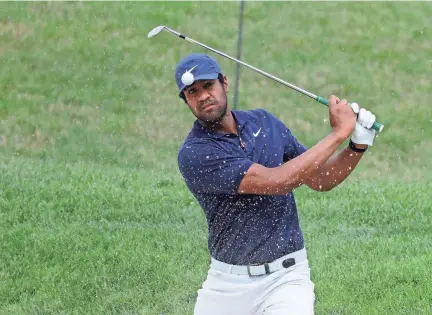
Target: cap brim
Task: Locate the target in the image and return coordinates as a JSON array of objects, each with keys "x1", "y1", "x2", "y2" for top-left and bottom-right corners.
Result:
[
  {"x1": 193, "y1": 73, "x2": 219, "y2": 81},
  {"x1": 178, "y1": 72, "x2": 219, "y2": 95}
]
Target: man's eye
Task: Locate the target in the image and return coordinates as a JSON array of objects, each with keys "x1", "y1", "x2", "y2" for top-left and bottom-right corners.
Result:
[
  {"x1": 204, "y1": 82, "x2": 213, "y2": 88},
  {"x1": 188, "y1": 89, "x2": 196, "y2": 95}
]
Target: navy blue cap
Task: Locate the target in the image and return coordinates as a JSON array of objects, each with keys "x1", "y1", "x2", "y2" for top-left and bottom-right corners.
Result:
[{"x1": 175, "y1": 53, "x2": 222, "y2": 95}]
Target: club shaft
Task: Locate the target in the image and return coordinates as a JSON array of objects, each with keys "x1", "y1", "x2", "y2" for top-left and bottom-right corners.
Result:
[
  {"x1": 161, "y1": 26, "x2": 384, "y2": 132},
  {"x1": 163, "y1": 27, "x2": 318, "y2": 101}
]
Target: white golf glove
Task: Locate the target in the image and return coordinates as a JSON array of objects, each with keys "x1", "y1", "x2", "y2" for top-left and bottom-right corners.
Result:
[{"x1": 350, "y1": 103, "x2": 376, "y2": 146}]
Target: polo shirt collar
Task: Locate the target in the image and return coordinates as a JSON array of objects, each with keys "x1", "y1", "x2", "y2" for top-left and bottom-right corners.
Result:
[
  {"x1": 232, "y1": 110, "x2": 249, "y2": 131},
  {"x1": 192, "y1": 110, "x2": 249, "y2": 138}
]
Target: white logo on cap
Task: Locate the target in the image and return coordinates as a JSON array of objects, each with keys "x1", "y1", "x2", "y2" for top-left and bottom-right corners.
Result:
[{"x1": 181, "y1": 65, "x2": 198, "y2": 86}]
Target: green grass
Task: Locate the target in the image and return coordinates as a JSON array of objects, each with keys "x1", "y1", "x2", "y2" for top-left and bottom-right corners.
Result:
[{"x1": 0, "y1": 2, "x2": 431, "y2": 314}]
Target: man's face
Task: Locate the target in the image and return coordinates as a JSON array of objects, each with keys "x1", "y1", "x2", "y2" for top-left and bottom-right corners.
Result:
[{"x1": 183, "y1": 75, "x2": 229, "y2": 124}]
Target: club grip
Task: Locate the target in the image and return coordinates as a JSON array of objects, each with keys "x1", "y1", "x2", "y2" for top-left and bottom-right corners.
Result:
[{"x1": 316, "y1": 96, "x2": 384, "y2": 132}]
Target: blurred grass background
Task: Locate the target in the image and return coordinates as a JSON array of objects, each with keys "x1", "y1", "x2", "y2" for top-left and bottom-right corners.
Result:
[{"x1": 0, "y1": 2, "x2": 431, "y2": 314}]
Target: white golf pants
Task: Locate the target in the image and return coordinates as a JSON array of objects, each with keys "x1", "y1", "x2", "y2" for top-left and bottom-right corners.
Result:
[{"x1": 194, "y1": 258, "x2": 315, "y2": 315}]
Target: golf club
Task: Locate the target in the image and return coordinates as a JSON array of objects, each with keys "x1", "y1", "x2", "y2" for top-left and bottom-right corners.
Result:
[{"x1": 148, "y1": 25, "x2": 384, "y2": 132}]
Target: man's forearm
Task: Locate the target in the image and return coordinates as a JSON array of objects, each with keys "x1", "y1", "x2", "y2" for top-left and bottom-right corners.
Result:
[
  {"x1": 306, "y1": 145, "x2": 366, "y2": 191},
  {"x1": 238, "y1": 132, "x2": 349, "y2": 195},
  {"x1": 271, "y1": 132, "x2": 346, "y2": 191}
]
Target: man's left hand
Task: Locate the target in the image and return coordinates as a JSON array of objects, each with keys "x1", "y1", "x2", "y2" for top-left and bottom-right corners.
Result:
[{"x1": 350, "y1": 103, "x2": 376, "y2": 146}]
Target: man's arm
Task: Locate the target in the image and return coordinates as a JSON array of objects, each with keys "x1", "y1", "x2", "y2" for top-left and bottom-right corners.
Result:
[
  {"x1": 304, "y1": 104, "x2": 377, "y2": 192},
  {"x1": 238, "y1": 132, "x2": 348, "y2": 195},
  {"x1": 304, "y1": 144, "x2": 367, "y2": 192},
  {"x1": 238, "y1": 96, "x2": 357, "y2": 196}
]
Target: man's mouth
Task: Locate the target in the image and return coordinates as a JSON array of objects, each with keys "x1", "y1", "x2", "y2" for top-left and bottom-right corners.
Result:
[{"x1": 202, "y1": 102, "x2": 216, "y2": 111}]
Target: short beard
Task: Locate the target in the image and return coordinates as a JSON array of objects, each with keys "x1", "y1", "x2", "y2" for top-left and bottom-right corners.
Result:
[
  {"x1": 194, "y1": 94, "x2": 228, "y2": 129},
  {"x1": 203, "y1": 103, "x2": 227, "y2": 121}
]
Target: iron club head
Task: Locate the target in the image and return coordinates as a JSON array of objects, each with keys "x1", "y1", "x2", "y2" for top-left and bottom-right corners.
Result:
[{"x1": 147, "y1": 25, "x2": 166, "y2": 38}]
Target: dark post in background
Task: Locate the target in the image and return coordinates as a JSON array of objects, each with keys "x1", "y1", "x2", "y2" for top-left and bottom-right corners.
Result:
[{"x1": 233, "y1": 0, "x2": 245, "y2": 110}]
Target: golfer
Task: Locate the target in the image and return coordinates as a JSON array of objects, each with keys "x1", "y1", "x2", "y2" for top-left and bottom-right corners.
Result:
[{"x1": 176, "y1": 53, "x2": 376, "y2": 315}]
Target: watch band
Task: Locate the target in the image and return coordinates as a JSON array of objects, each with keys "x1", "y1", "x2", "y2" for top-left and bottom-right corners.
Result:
[{"x1": 349, "y1": 139, "x2": 368, "y2": 153}]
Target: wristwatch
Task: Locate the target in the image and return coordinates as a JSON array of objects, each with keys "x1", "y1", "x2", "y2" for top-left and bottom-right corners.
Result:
[{"x1": 349, "y1": 139, "x2": 368, "y2": 153}]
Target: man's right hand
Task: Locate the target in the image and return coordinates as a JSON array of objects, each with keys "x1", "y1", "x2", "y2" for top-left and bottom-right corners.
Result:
[{"x1": 328, "y1": 95, "x2": 357, "y2": 140}]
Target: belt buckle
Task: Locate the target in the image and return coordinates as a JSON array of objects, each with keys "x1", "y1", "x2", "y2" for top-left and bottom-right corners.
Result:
[
  {"x1": 282, "y1": 257, "x2": 296, "y2": 269},
  {"x1": 247, "y1": 263, "x2": 270, "y2": 277}
]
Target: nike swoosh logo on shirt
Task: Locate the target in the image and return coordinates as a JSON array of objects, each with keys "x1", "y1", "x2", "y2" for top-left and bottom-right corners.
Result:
[{"x1": 253, "y1": 127, "x2": 262, "y2": 137}]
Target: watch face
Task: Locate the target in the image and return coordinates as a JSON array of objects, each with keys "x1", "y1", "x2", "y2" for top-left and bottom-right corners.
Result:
[{"x1": 350, "y1": 140, "x2": 367, "y2": 152}]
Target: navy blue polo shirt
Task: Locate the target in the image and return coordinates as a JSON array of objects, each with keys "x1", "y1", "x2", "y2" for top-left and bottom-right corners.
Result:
[{"x1": 178, "y1": 109, "x2": 308, "y2": 265}]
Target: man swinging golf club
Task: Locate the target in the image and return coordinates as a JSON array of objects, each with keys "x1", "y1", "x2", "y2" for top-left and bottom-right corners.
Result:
[{"x1": 176, "y1": 53, "x2": 376, "y2": 315}]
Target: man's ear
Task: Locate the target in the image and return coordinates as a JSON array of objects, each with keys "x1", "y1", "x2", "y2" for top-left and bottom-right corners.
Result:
[
  {"x1": 223, "y1": 75, "x2": 229, "y2": 93},
  {"x1": 180, "y1": 92, "x2": 189, "y2": 105}
]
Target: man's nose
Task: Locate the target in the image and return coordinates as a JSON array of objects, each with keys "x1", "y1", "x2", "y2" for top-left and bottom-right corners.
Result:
[{"x1": 197, "y1": 88, "x2": 211, "y2": 101}]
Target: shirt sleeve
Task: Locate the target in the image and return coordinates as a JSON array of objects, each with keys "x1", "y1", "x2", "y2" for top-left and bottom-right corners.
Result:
[
  {"x1": 282, "y1": 130, "x2": 307, "y2": 161},
  {"x1": 178, "y1": 142, "x2": 254, "y2": 195},
  {"x1": 263, "y1": 110, "x2": 307, "y2": 161}
]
